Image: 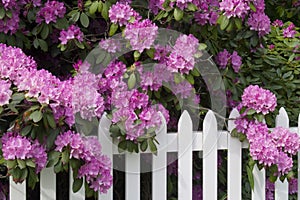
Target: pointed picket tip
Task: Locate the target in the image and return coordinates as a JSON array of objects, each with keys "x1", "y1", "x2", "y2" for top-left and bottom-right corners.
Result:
[
  {"x1": 228, "y1": 108, "x2": 240, "y2": 132},
  {"x1": 178, "y1": 110, "x2": 193, "y2": 133},
  {"x1": 276, "y1": 107, "x2": 289, "y2": 128},
  {"x1": 203, "y1": 110, "x2": 218, "y2": 132}
]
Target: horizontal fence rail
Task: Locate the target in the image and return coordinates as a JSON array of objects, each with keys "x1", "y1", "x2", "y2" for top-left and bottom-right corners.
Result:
[{"x1": 9, "y1": 107, "x2": 300, "y2": 200}]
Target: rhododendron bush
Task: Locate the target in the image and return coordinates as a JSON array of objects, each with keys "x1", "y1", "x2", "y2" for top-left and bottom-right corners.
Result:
[{"x1": 0, "y1": 0, "x2": 300, "y2": 199}]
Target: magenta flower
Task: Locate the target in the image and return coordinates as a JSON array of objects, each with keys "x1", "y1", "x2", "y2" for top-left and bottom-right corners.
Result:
[
  {"x1": 59, "y1": 25, "x2": 84, "y2": 45},
  {"x1": 216, "y1": 49, "x2": 230, "y2": 69},
  {"x1": 125, "y1": 19, "x2": 158, "y2": 53},
  {"x1": 109, "y1": 2, "x2": 140, "y2": 26},
  {"x1": 231, "y1": 51, "x2": 242, "y2": 73},
  {"x1": 247, "y1": 12, "x2": 271, "y2": 37},
  {"x1": 241, "y1": 85, "x2": 277, "y2": 115},
  {"x1": 283, "y1": 23, "x2": 297, "y2": 38},
  {"x1": 219, "y1": 0, "x2": 250, "y2": 18},
  {"x1": 36, "y1": 1, "x2": 66, "y2": 24},
  {"x1": 0, "y1": 79, "x2": 12, "y2": 106},
  {"x1": 2, "y1": 133, "x2": 32, "y2": 160}
]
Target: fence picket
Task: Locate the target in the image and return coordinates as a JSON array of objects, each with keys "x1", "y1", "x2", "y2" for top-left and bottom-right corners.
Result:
[
  {"x1": 69, "y1": 168, "x2": 85, "y2": 200},
  {"x1": 7, "y1": 109, "x2": 300, "y2": 200},
  {"x1": 252, "y1": 165, "x2": 265, "y2": 200},
  {"x1": 178, "y1": 111, "x2": 193, "y2": 200},
  {"x1": 203, "y1": 110, "x2": 218, "y2": 200},
  {"x1": 98, "y1": 114, "x2": 113, "y2": 200},
  {"x1": 227, "y1": 109, "x2": 242, "y2": 200},
  {"x1": 9, "y1": 176, "x2": 26, "y2": 200},
  {"x1": 275, "y1": 107, "x2": 289, "y2": 199},
  {"x1": 152, "y1": 115, "x2": 168, "y2": 200},
  {"x1": 125, "y1": 153, "x2": 140, "y2": 200},
  {"x1": 40, "y1": 168, "x2": 56, "y2": 200}
]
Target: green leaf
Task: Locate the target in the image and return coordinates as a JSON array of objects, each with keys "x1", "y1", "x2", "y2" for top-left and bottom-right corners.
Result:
[
  {"x1": 246, "y1": 165, "x2": 254, "y2": 190},
  {"x1": 231, "y1": 128, "x2": 238, "y2": 137},
  {"x1": 174, "y1": 8, "x2": 184, "y2": 21},
  {"x1": 187, "y1": 3, "x2": 198, "y2": 11},
  {"x1": 249, "y1": 3, "x2": 256, "y2": 12},
  {"x1": 109, "y1": 23, "x2": 118, "y2": 36},
  {"x1": 40, "y1": 24, "x2": 49, "y2": 40},
  {"x1": 74, "y1": 40, "x2": 85, "y2": 49},
  {"x1": 0, "y1": 106, "x2": 3, "y2": 114},
  {"x1": 80, "y1": 12, "x2": 89, "y2": 28},
  {"x1": 186, "y1": 74, "x2": 194, "y2": 84},
  {"x1": 71, "y1": 12, "x2": 80, "y2": 22},
  {"x1": 146, "y1": 48, "x2": 155, "y2": 59},
  {"x1": 17, "y1": 159, "x2": 26, "y2": 169},
  {"x1": 62, "y1": 150, "x2": 70, "y2": 164},
  {"x1": 118, "y1": 140, "x2": 127, "y2": 153},
  {"x1": 246, "y1": 109, "x2": 256, "y2": 116},
  {"x1": 33, "y1": 38, "x2": 39, "y2": 48},
  {"x1": 198, "y1": 43, "x2": 207, "y2": 51},
  {"x1": 26, "y1": 160, "x2": 36, "y2": 168},
  {"x1": 128, "y1": 73, "x2": 136, "y2": 89},
  {"x1": 140, "y1": 140, "x2": 148, "y2": 152},
  {"x1": 12, "y1": 93, "x2": 24, "y2": 102},
  {"x1": 20, "y1": 168, "x2": 28, "y2": 181},
  {"x1": 28, "y1": 167, "x2": 39, "y2": 189},
  {"x1": 134, "y1": 50, "x2": 141, "y2": 61},
  {"x1": 73, "y1": 178, "x2": 83, "y2": 193},
  {"x1": 38, "y1": 39, "x2": 48, "y2": 52},
  {"x1": 234, "y1": 18, "x2": 242, "y2": 30},
  {"x1": 30, "y1": 110, "x2": 43, "y2": 123},
  {"x1": 46, "y1": 129, "x2": 59, "y2": 150},
  {"x1": 0, "y1": 7, "x2": 5, "y2": 19},
  {"x1": 98, "y1": 1, "x2": 103, "y2": 12},
  {"x1": 89, "y1": 1, "x2": 99, "y2": 15},
  {"x1": 21, "y1": 125, "x2": 32, "y2": 136},
  {"x1": 101, "y1": 2, "x2": 109, "y2": 20},
  {"x1": 217, "y1": 15, "x2": 230, "y2": 30},
  {"x1": 47, "y1": 151, "x2": 60, "y2": 167},
  {"x1": 53, "y1": 18, "x2": 68, "y2": 29},
  {"x1": 7, "y1": 160, "x2": 17, "y2": 169},
  {"x1": 46, "y1": 113, "x2": 56, "y2": 129},
  {"x1": 148, "y1": 139, "x2": 157, "y2": 155},
  {"x1": 54, "y1": 160, "x2": 63, "y2": 173}
]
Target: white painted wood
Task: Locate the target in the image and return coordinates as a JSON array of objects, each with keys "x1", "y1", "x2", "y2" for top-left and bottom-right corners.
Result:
[
  {"x1": 227, "y1": 109, "x2": 242, "y2": 200},
  {"x1": 98, "y1": 113, "x2": 113, "y2": 200},
  {"x1": 275, "y1": 107, "x2": 289, "y2": 200},
  {"x1": 69, "y1": 168, "x2": 85, "y2": 200},
  {"x1": 203, "y1": 110, "x2": 218, "y2": 200},
  {"x1": 125, "y1": 153, "x2": 140, "y2": 200},
  {"x1": 252, "y1": 165, "x2": 265, "y2": 200},
  {"x1": 152, "y1": 114, "x2": 167, "y2": 200},
  {"x1": 9, "y1": 176, "x2": 26, "y2": 200},
  {"x1": 41, "y1": 168, "x2": 56, "y2": 200},
  {"x1": 178, "y1": 110, "x2": 193, "y2": 200}
]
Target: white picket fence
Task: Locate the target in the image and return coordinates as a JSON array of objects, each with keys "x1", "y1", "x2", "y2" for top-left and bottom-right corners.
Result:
[{"x1": 9, "y1": 107, "x2": 300, "y2": 200}]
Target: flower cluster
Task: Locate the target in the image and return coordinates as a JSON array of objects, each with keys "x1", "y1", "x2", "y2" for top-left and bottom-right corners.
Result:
[
  {"x1": 55, "y1": 131, "x2": 112, "y2": 193},
  {"x1": 247, "y1": 12, "x2": 271, "y2": 37},
  {"x1": 216, "y1": 49, "x2": 242, "y2": 72},
  {"x1": 59, "y1": 25, "x2": 84, "y2": 45},
  {"x1": 241, "y1": 85, "x2": 277, "y2": 115},
  {"x1": 0, "y1": 44, "x2": 105, "y2": 126},
  {"x1": 125, "y1": 19, "x2": 158, "y2": 53},
  {"x1": 234, "y1": 86, "x2": 300, "y2": 175},
  {"x1": 219, "y1": 0, "x2": 250, "y2": 18},
  {"x1": 283, "y1": 22, "x2": 297, "y2": 38},
  {"x1": 1, "y1": 132, "x2": 47, "y2": 173},
  {"x1": 36, "y1": 1, "x2": 66, "y2": 24},
  {"x1": 166, "y1": 34, "x2": 199, "y2": 74},
  {"x1": 109, "y1": 2, "x2": 140, "y2": 26}
]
